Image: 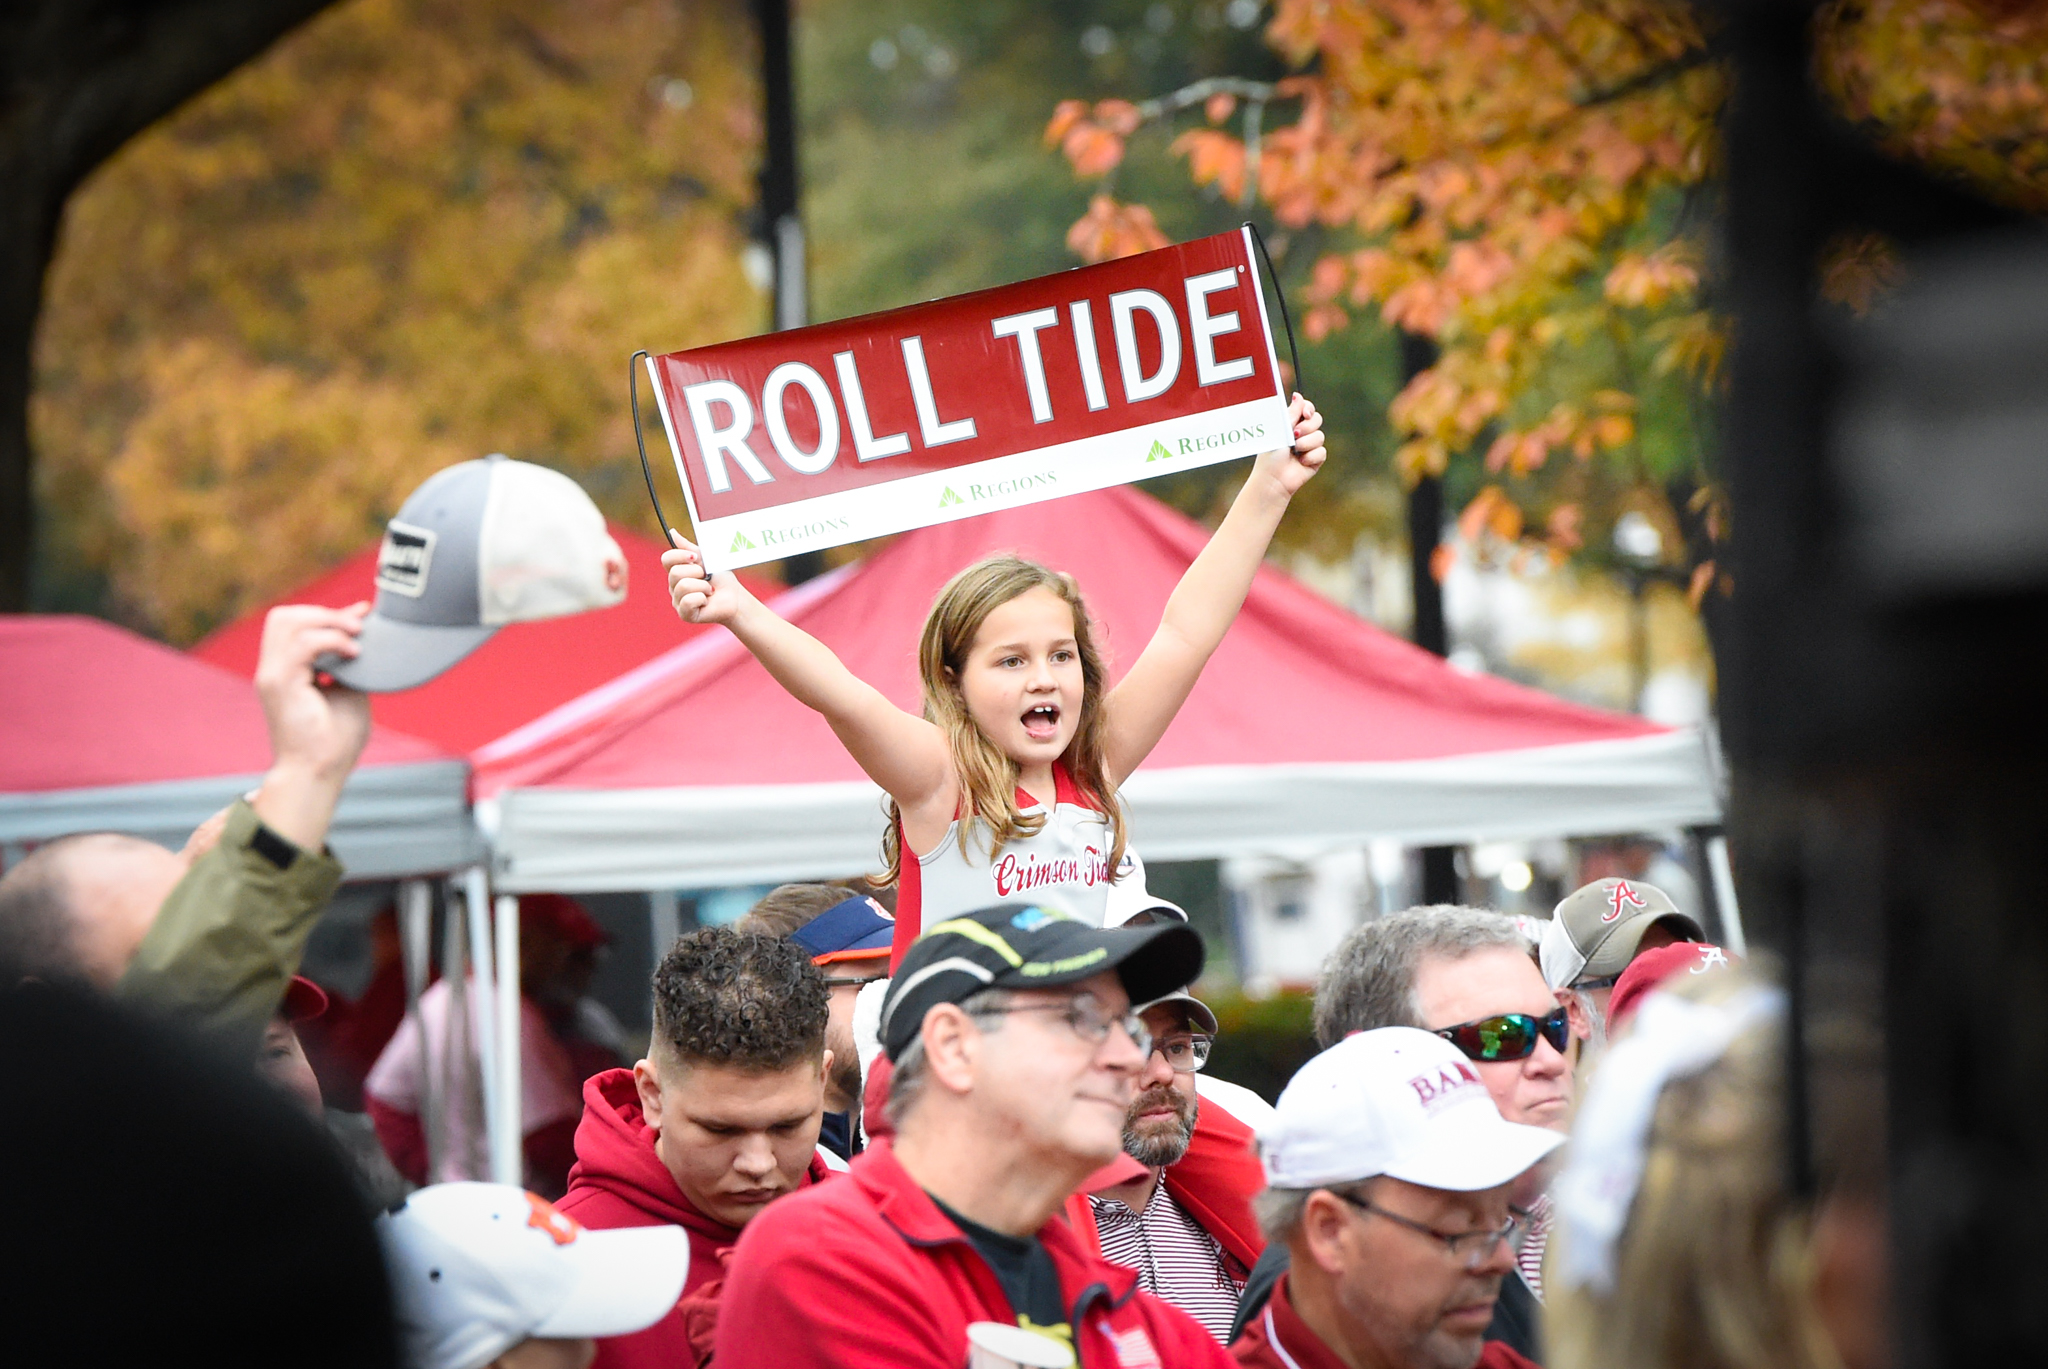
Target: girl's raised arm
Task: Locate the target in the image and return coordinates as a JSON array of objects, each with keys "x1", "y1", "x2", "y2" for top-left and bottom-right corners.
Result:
[
  {"x1": 1099, "y1": 394, "x2": 1326, "y2": 786},
  {"x1": 665, "y1": 539, "x2": 956, "y2": 813}
]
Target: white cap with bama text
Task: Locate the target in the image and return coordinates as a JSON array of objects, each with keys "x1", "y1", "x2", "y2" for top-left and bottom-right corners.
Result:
[
  {"x1": 1258, "y1": 1028, "x2": 1563, "y2": 1192},
  {"x1": 379, "y1": 1183, "x2": 688, "y2": 1369}
]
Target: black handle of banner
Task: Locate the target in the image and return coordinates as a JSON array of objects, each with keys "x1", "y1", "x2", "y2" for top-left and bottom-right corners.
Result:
[
  {"x1": 1245, "y1": 221, "x2": 1303, "y2": 398},
  {"x1": 629, "y1": 349, "x2": 681, "y2": 550}
]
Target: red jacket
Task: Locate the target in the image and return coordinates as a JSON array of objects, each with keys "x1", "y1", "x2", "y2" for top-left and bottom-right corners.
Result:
[
  {"x1": 1234, "y1": 1273, "x2": 1540, "y2": 1369},
  {"x1": 1064, "y1": 1093, "x2": 1266, "y2": 1271},
  {"x1": 557, "y1": 1069, "x2": 835, "y2": 1369},
  {"x1": 716, "y1": 1138, "x2": 1236, "y2": 1369}
]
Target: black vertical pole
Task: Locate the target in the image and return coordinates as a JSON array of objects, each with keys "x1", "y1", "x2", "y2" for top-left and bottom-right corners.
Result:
[
  {"x1": 1714, "y1": 4, "x2": 2046, "y2": 1365},
  {"x1": 755, "y1": 0, "x2": 825, "y2": 584},
  {"x1": 1402, "y1": 330, "x2": 1459, "y2": 905}
]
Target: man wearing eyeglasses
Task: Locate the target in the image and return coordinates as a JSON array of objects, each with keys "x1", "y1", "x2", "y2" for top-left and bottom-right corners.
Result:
[
  {"x1": 1073, "y1": 991, "x2": 1269, "y2": 1342},
  {"x1": 1232, "y1": 908, "x2": 1578, "y2": 1359},
  {"x1": 715, "y1": 902, "x2": 1239, "y2": 1368},
  {"x1": 1233, "y1": 1028, "x2": 1562, "y2": 1369}
]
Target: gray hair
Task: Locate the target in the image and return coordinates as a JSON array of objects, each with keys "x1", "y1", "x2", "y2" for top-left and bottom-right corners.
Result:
[
  {"x1": 1254, "y1": 1177, "x2": 1375, "y2": 1243},
  {"x1": 884, "y1": 987, "x2": 1010, "y2": 1129},
  {"x1": 1313, "y1": 905, "x2": 1534, "y2": 1047},
  {"x1": 1253, "y1": 1186, "x2": 1314, "y2": 1243}
]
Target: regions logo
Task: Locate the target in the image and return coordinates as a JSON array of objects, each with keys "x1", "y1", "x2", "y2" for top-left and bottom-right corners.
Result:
[
  {"x1": 1145, "y1": 439, "x2": 1172, "y2": 463},
  {"x1": 729, "y1": 530, "x2": 756, "y2": 553},
  {"x1": 1175, "y1": 423, "x2": 1268, "y2": 457},
  {"x1": 748, "y1": 517, "x2": 853, "y2": 549},
  {"x1": 938, "y1": 486, "x2": 964, "y2": 508}
]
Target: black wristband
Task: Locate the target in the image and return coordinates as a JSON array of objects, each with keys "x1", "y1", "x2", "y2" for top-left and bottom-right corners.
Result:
[{"x1": 249, "y1": 822, "x2": 300, "y2": 871}]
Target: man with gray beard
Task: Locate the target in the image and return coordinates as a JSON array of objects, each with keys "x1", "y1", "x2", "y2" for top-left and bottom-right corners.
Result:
[{"x1": 1074, "y1": 992, "x2": 1267, "y2": 1342}]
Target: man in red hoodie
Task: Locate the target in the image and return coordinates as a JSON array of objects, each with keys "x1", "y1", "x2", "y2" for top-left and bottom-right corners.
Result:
[
  {"x1": 558, "y1": 927, "x2": 837, "y2": 1369},
  {"x1": 716, "y1": 902, "x2": 1236, "y2": 1369}
]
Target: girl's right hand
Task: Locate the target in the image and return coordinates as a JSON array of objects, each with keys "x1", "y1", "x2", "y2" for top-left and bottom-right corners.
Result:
[{"x1": 663, "y1": 534, "x2": 752, "y2": 626}]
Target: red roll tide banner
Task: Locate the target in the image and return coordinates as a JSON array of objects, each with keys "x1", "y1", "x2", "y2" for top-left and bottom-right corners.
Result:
[{"x1": 644, "y1": 228, "x2": 1289, "y2": 571}]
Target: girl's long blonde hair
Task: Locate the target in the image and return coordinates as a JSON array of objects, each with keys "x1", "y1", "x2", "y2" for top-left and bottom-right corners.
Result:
[{"x1": 875, "y1": 554, "x2": 1128, "y2": 889}]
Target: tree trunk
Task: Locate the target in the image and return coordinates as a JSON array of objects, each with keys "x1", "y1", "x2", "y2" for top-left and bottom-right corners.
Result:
[
  {"x1": 1400, "y1": 328, "x2": 1460, "y2": 905},
  {"x1": 0, "y1": 0, "x2": 341, "y2": 611}
]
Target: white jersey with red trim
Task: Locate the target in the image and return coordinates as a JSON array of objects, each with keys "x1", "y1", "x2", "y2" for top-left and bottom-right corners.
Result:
[{"x1": 891, "y1": 762, "x2": 1116, "y2": 964}]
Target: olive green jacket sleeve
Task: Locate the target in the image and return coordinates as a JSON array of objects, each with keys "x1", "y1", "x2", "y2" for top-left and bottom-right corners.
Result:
[{"x1": 116, "y1": 798, "x2": 345, "y2": 1057}]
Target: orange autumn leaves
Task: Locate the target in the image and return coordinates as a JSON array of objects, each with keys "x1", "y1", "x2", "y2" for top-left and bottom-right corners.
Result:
[
  {"x1": 34, "y1": 0, "x2": 762, "y2": 642},
  {"x1": 1048, "y1": 0, "x2": 2048, "y2": 580}
]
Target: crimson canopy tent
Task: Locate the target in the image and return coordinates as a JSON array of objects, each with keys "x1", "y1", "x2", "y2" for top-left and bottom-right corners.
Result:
[
  {"x1": 192, "y1": 522, "x2": 777, "y2": 756},
  {"x1": 470, "y1": 486, "x2": 1721, "y2": 894},
  {"x1": 0, "y1": 615, "x2": 474, "y2": 878}
]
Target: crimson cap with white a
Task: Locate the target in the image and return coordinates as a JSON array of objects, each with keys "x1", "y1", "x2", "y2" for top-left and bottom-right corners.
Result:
[
  {"x1": 1259, "y1": 1028, "x2": 1564, "y2": 1192},
  {"x1": 380, "y1": 1182, "x2": 688, "y2": 1369}
]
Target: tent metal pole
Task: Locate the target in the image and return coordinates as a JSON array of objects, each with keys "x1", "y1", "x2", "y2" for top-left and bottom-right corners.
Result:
[
  {"x1": 494, "y1": 894, "x2": 523, "y2": 1187},
  {"x1": 649, "y1": 888, "x2": 681, "y2": 969},
  {"x1": 398, "y1": 878, "x2": 443, "y2": 1183},
  {"x1": 1705, "y1": 834, "x2": 1744, "y2": 955},
  {"x1": 463, "y1": 866, "x2": 508, "y2": 1184},
  {"x1": 440, "y1": 887, "x2": 473, "y2": 1180}
]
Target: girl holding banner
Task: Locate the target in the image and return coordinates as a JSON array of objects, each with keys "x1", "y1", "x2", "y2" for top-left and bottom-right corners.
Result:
[{"x1": 663, "y1": 394, "x2": 1324, "y2": 965}]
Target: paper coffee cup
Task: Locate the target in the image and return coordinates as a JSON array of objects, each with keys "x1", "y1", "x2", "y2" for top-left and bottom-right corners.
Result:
[{"x1": 965, "y1": 1321, "x2": 1075, "y2": 1369}]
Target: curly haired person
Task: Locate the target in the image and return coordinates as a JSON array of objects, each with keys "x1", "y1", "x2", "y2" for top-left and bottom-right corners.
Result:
[{"x1": 557, "y1": 928, "x2": 840, "y2": 1369}]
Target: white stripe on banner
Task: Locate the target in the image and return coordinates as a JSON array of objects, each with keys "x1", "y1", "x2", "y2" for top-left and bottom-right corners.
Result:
[{"x1": 655, "y1": 387, "x2": 1290, "y2": 572}]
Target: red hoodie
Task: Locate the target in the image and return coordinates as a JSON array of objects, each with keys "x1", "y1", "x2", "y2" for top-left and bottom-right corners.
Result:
[{"x1": 557, "y1": 1068, "x2": 835, "y2": 1369}]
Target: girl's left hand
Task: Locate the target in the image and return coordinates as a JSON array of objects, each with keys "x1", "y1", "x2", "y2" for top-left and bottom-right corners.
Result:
[{"x1": 1257, "y1": 393, "x2": 1326, "y2": 496}]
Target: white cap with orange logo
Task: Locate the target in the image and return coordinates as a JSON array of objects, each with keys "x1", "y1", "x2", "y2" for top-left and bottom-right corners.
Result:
[{"x1": 380, "y1": 1182, "x2": 688, "y2": 1369}]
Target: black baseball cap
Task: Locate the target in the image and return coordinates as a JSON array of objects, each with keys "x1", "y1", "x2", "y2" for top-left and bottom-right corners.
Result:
[{"x1": 878, "y1": 902, "x2": 1204, "y2": 1061}]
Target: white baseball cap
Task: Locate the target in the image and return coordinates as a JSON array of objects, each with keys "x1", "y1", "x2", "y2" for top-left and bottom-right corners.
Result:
[
  {"x1": 322, "y1": 455, "x2": 628, "y2": 692},
  {"x1": 1259, "y1": 1028, "x2": 1564, "y2": 1192},
  {"x1": 379, "y1": 1183, "x2": 689, "y2": 1369},
  {"x1": 1102, "y1": 849, "x2": 1188, "y2": 927}
]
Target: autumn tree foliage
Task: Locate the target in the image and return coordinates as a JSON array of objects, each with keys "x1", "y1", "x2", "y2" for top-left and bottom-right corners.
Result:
[
  {"x1": 33, "y1": 0, "x2": 762, "y2": 641},
  {"x1": 1048, "y1": 0, "x2": 2048, "y2": 587}
]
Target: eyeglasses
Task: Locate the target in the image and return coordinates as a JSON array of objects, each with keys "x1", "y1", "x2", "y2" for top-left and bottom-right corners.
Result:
[
  {"x1": 1434, "y1": 1006, "x2": 1570, "y2": 1062},
  {"x1": 980, "y1": 994, "x2": 1152, "y2": 1057},
  {"x1": 1150, "y1": 1032, "x2": 1214, "y2": 1074},
  {"x1": 1332, "y1": 1190, "x2": 1525, "y2": 1270}
]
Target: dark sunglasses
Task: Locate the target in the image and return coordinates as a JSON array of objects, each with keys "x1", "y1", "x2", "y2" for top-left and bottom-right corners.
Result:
[{"x1": 1434, "y1": 1007, "x2": 1570, "y2": 1062}]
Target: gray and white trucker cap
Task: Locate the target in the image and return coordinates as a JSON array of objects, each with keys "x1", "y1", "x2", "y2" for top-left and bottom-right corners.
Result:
[{"x1": 321, "y1": 455, "x2": 628, "y2": 692}]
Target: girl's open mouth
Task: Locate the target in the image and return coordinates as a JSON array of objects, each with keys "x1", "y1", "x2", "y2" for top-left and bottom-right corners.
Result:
[{"x1": 1021, "y1": 703, "x2": 1061, "y2": 741}]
